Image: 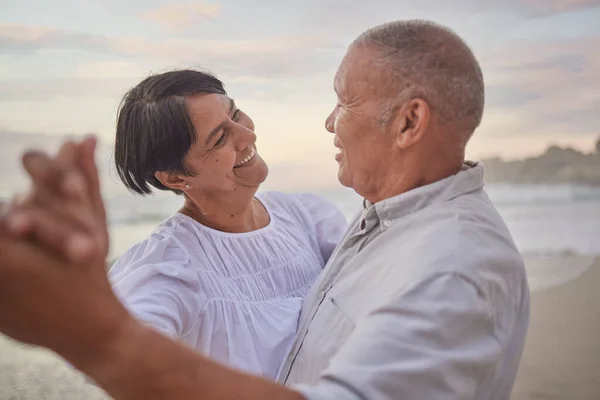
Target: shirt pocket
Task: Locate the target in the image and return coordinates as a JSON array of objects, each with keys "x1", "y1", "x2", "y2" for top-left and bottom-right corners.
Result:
[
  {"x1": 292, "y1": 294, "x2": 357, "y2": 384},
  {"x1": 317, "y1": 294, "x2": 357, "y2": 351}
]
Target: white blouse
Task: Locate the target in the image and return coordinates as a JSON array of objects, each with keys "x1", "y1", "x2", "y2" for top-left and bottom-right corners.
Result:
[{"x1": 108, "y1": 192, "x2": 347, "y2": 380}]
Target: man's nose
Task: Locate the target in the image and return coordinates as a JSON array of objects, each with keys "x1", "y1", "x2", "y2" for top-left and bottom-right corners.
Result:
[{"x1": 325, "y1": 110, "x2": 335, "y2": 133}]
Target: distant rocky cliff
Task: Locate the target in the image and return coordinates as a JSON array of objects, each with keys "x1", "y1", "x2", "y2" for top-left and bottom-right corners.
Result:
[{"x1": 482, "y1": 135, "x2": 600, "y2": 186}]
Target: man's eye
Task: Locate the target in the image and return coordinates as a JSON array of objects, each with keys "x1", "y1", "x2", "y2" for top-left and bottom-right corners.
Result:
[{"x1": 233, "y1": 109, "x2": 241, "y2": 122}]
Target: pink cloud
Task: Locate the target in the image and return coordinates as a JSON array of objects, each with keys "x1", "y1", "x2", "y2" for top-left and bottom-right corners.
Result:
[
  {"x1": 0, "y1": 23, "x2": 109, "y2": 52},
  {"x1": 522, "y1": 0, "x2": 600, "y2": 15},
  {"x1": 140, "y1": 2, "x2": 221, "y2": 30},
  {"x1": 472, "y1": 35, "x2": 600, "y2": 154},
  {"x1": 0, "y1": 24, "x2": 342, "y2": 78}
]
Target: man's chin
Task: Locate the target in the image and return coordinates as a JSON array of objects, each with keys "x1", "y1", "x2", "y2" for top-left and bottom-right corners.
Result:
[{"x1": 337, "y1": 170, "x2": 353, "y2": 189}]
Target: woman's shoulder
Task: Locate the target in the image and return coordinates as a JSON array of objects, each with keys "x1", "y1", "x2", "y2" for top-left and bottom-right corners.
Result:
[{"x1": 108, "y1": 215, "x2": 200, "y2": 285}]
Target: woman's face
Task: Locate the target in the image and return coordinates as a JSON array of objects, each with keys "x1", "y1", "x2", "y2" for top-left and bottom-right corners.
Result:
[{"x1": 180, "y1": 93, "x2": 269, "y2": 199}]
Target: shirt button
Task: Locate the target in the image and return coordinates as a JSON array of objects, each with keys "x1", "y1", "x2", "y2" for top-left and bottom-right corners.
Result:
[
  {"x1": 318, "y1": 290, "x2": 326, "y2": 300},
  {"x1": 383, "y1": 219, "x2": 392, "y2": 227}
]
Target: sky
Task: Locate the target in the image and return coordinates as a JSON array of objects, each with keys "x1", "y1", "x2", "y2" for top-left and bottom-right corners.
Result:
[{"x1": 1, "y1": 0, "x2": 600, "y2": 195}]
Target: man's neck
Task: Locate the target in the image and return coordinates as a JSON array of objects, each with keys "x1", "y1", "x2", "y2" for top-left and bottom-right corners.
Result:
[{"x1": 364, "y1": 159, "x2": 464, "y2": 204}]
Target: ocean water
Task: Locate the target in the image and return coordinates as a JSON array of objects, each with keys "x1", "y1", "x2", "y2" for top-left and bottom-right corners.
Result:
[
  {"x1": 2, "y1": 175, "x2": 599, "y2": 291},
  {"x1": 105, "y1": 183, "x2": 600, "y2": 259}
]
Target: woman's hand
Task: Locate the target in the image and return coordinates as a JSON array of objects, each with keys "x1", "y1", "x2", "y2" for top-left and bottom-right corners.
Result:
[
  {"x1": 0, "y1": 136, "x2": 131, "y2": 363},
  {"x1": 4, "y1": 136, "x2": 109, "y2": 263}
]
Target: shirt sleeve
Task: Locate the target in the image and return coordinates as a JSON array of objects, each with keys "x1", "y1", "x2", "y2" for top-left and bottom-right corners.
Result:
[
  {"x1": 295, "y1": 273, "x2": 502, "y2": 400},
  {"x1": 108, "y1": 240, "x2": 203, "y2": 339},
  {"x1": 293, "y1": 193, "x2": 348, "y2": 263}
]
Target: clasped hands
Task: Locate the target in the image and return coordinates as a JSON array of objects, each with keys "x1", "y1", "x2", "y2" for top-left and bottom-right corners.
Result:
[{"x1": 0, "y1": 137, "x2": 133, "y2": 364}]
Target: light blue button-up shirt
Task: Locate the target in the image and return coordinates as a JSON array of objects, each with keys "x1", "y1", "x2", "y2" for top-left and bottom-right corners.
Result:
[{"x1": 278, "y1": 163, "x2": 530, "y2": 400}]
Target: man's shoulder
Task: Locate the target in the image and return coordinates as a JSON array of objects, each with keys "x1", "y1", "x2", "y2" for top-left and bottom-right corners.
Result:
[{"x1": 378, "y1": 192, "x2": 526, "y2": 294}]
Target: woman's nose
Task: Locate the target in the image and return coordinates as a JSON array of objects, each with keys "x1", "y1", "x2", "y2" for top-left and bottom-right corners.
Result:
[{"x1": 235, "y1": 125, "x2": 256, "y2": 150}]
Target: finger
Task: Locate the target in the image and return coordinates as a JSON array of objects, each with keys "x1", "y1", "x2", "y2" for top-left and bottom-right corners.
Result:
[
  {"x1": 55, "y1": 141, "x2": 78, "y2": 170},
  {"x1": 22, "y1": 150, "x2": 92, "y2": 212},
  {"x1": 56, "y1": 140, "x2": 91, "y2": 206},
  {"x1": 10, "y1": 192, "x2": 32, "y2": 208},
  {"x1": 25, "y1": 188, "x2": 99, "y2": 235},
  {"x1": 6, "y1": 204, "x2": 100, "y2": 263},
  {"x1": 65, "y1": 233, "x2": 97, "y2": 263},
  {"x1": 9, "y1": 189, "x2": 103, "y2": 253},
  {"x1": 0, "y1": 201, "x2": 9, "y2": 234},
  {"x1": 79, "y1": 137, "x2": 109, "y2": 258},
  {"x1": 6, "y1": 190, "x2": 61, "y2": 237},
  {"x1": 78, "y1": 136, "x2": 106, "y2": 220},
  {"x1": 22, "y1": 151, "x2": 65, "y2": 197},
  {"x1": 61, "y1": 167, "x2": 92, "y2": 207},
  {"x1": 5, "y1": 208, "x2": 81, "y2": 255}
]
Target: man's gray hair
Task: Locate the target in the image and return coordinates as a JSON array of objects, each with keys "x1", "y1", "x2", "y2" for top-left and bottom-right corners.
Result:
[{"x1": 353, "y1": 20, "x2": 484, "y2": 139}]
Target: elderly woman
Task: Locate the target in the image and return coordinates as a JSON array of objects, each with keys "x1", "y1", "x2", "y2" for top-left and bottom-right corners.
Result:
[{"x1": 22, "y1": 69, "x2": 346, "y2": 380}]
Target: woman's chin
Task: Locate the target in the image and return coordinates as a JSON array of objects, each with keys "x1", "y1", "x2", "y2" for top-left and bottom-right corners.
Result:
[{"x1": 234, "y1": 157, "x2": 269, "y2": 185}]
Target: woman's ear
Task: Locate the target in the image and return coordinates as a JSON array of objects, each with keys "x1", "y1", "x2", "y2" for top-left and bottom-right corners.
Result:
[{"x1": 154, "y1": 171, "x2": 189, "y2": 192}]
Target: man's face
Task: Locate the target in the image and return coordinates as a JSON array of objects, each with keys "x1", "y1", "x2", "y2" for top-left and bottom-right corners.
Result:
[{"x1": 325, "y1": 45, "x2": 398, "y2": 198}]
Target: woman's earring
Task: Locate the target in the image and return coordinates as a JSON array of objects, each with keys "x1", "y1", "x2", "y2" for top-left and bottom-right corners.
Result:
[{"x1": 185, "y1": 184, "x2": 191, "y2": 189}]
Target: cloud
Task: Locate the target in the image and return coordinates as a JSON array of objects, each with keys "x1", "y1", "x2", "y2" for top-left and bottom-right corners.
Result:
[
  {"x1": 0, "y1": 24, "x2": 343, "y2": 78},
  {"x1": 294, "y1": 0, "x2": 600, "y2": 38},
  {"x1": 0, "y1": 24, "x2": 110, "y2": 53},
  {"x1": 465, "y1": 35, "x2": 600, "y2": 157},
  {"x1": 140, "y1": 2, "x2": 221, "y2": 30},
  {"x1": 0, "y1": 76, "x2": 137, "y2": 101},
  {"x1": 480, "y1": 36, "x2": 600, "y2": 130},
  {"x1": 522, "y1": 0, "x2": 600, "y2": 16}
]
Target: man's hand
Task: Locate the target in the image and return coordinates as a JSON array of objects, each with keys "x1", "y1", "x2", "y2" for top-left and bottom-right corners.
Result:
[
  {"x1": 0, "y1": 136, "x2": 119, "y2": 354},
  {"x1": 5, "y1": 136, "x2": 108, "y2": 263}
]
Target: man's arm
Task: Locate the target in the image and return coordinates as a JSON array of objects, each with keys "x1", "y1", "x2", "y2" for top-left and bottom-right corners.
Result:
[
  {"x1": 0, "y1": 140, "x2": 304, "y2": 400},
  {"x1": 75, "y1": 306, "x2": 304, "y2": 400},
  {"x1": 0, "y1": 216, "x2": 304, "y2": 400}
]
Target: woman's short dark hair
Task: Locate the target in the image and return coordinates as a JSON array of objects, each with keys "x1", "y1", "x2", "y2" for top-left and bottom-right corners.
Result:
[{"x1": 114, "y1": 69, "x2": 226, "y2": 195}]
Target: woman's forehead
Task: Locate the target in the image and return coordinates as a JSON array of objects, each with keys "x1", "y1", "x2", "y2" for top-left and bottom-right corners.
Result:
[{"x1": 187, "y1": 93, "x2": 231, "y2": 113}]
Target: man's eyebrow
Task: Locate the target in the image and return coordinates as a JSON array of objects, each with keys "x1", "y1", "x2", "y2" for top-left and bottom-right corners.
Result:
[{"x1": 204, "y1": 98, "x2": 236, "y2": 145}]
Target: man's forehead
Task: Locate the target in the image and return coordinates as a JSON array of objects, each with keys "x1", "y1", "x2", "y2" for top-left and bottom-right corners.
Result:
[
  {"x1": 334, "y1": 47, "x2": 373, "y2": 94},
  {"x1": 333, "y1": 68, "x2": 345, "y2": 92}
]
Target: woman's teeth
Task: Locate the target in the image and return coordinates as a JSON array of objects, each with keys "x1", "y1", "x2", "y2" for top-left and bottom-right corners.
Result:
[{"x1": 234, "y1": 148, "x2": 256, "y2": 168}]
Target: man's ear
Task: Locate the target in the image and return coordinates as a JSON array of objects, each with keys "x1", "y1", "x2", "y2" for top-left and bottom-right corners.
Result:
[
  {"x1": 154, "y1": 171, "x2": 189, "y2": 192},
  {"x1": 394, "y1": 98, "x2": 430, "y2": 149}
]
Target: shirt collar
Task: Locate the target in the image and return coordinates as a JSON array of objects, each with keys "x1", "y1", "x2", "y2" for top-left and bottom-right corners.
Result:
[{"x1": 362, "y1": 162, "x2": 484, "y2": 229}]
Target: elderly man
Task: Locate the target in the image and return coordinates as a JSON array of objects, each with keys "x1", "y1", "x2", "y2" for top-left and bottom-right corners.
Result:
[{"x1": 0, "y1": 20, "x2": 529, "y2": 399}]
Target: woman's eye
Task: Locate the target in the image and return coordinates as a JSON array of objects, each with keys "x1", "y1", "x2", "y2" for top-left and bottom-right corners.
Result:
[
  {"x1": 233, "y1": 109, "x2": 241, "y2": 122},
  {"x1": 215, "y1": 132, "x2": 227, "y2": 147}
]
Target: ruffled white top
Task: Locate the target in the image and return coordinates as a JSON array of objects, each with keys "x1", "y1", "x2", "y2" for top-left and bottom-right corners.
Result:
[{"x1": 108, "y1": 192, "x2": 347, "y2": 380}]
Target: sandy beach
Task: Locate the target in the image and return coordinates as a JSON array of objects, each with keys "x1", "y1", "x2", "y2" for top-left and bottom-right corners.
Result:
[
  {"x1": 1, "y1": 255, "x2": 599, "y2": 399},
  {"x1": 511, "y1": 257, "x2": 600, "y2": 400}
]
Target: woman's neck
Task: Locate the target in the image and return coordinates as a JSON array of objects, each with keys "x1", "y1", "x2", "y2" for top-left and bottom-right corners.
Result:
[{"x1": 179, "y1": 195, "x2": 269, "y2": 234}]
